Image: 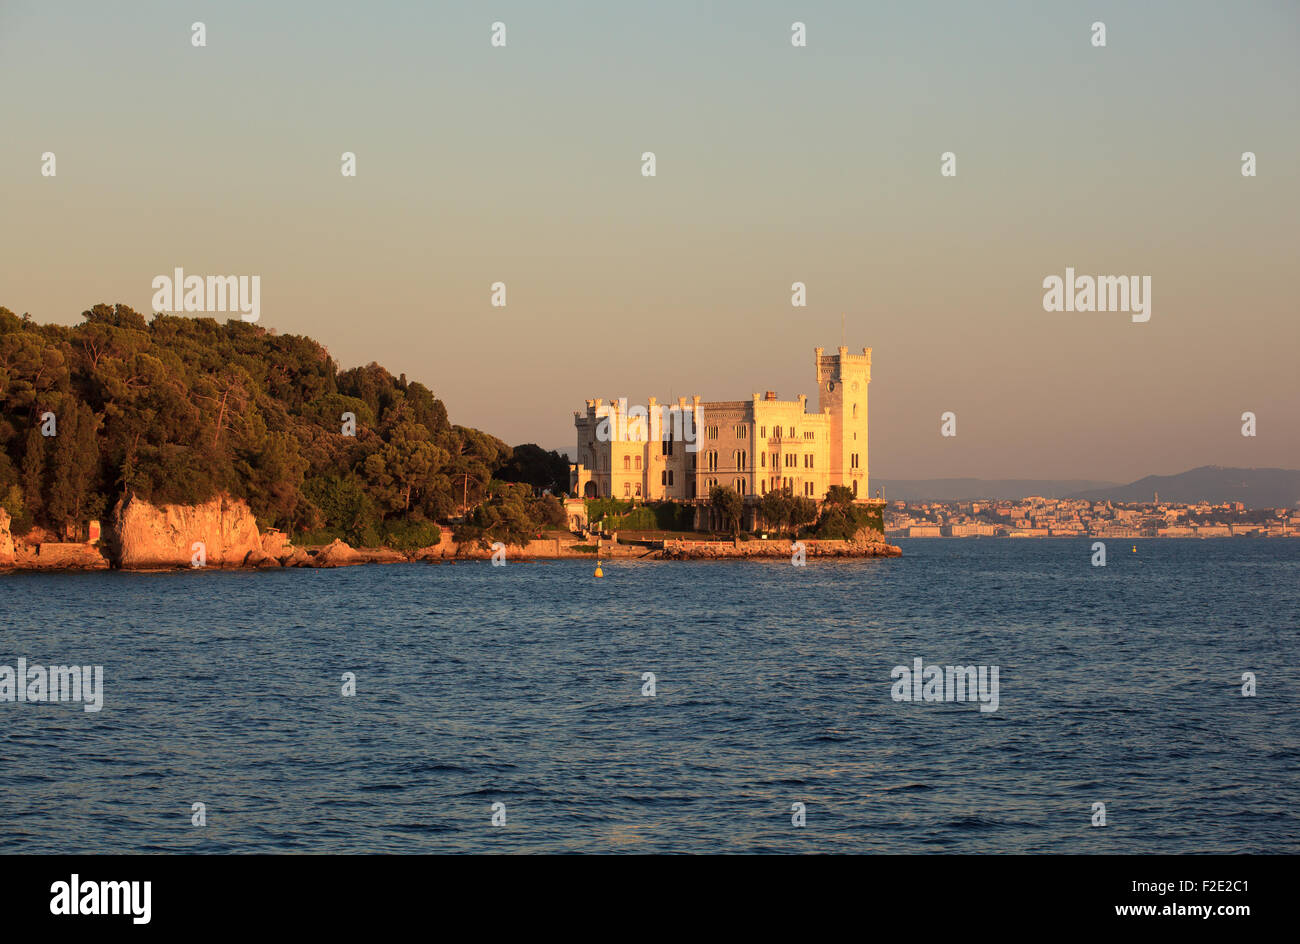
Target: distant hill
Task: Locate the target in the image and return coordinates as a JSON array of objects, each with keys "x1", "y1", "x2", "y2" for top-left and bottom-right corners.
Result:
[
  {"x1": 0, "y1": 303, "x2": 564, "y2": 549},
  {"x1": 1066, "y1": 467, "x2": 1300, "y2": 508},
  {"x1": 871, "y1": 478, "x2": 1118, "y2": 501}
]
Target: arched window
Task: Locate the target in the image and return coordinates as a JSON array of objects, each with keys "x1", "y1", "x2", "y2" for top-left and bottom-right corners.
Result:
[
  {"x1": 852, "y1": 403, "x2": 859, "y2": 418},
  {"x1": 623, "y1": 455, "x2": 630, "y2": 470}
]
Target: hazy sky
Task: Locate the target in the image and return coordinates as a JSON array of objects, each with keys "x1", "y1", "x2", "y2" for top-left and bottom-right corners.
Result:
[{"x1": 2, "y1": 1, "x2": 1296, "y2": 481}]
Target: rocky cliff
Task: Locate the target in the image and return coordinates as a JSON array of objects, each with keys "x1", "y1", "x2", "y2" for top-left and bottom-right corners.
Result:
[
  {"x1": 111, "y1": 493, "x2": 264, "y2": 568},
  {"x1": 0, "y1": 508, "x2": 14, "y2": 566}
]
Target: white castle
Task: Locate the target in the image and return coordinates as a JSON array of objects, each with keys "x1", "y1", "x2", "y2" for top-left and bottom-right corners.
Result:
[{"x1": 570, "y1": 346, "x2": 872, "y2": 507}]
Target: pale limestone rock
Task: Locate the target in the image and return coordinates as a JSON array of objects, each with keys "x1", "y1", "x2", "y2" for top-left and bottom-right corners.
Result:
[
  {"x1": 313, "y1": 538, "x2": 362, "y2": 567},
  {"x1": 111, "y1": 493, "x2": 262, "y2": 569},
  {"x1": 0, "y1": 508, "x2": 14, "y2": 566}
]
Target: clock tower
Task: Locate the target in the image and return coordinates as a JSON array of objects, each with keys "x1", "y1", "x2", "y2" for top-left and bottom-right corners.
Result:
[{"x1": 815, "y1": 345, "x2": 871, "y2": 499}]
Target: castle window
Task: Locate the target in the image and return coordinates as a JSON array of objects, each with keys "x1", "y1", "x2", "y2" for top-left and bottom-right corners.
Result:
[
  {"x1": 760, "y1": 426, "x2": 766, "y2": 438},
  {"x1": 635, "y1": 483, "x2": 642, "y2": 497},
  {"x1": 623, "y1": 456, "x2": 630, "y2": 471},
  {"x1": 623, "y1": 483, "x2": 631, "y2": 497},
  {"x1": 760, "y1": 452, "x2": 766, "y2": 468},
  {"x1": 635, "y1": 455, "x2": 642, "y2": 470},
  {"x1": 804, "y1": 431, "x2": 814, "y2": 440},
  {"x1": 852, "y1": 403, "x2": 859, "y2": 419},
  {"x1": 852, "y1": 480, "x2": 858, "y2": 496}
]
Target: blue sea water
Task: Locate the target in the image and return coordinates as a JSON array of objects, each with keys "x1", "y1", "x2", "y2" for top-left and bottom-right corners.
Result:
[{"x1": 2, "y1": 538, "x2": 1297, "y2": 854}]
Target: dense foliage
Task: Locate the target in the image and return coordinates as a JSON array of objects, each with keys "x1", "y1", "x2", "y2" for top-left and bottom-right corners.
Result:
[
  {"x1": 587, "y1": 500, "x2": 696, "y2": 533},
  {"x1": 809, "y1": 485, "x2": 885, "y2": 538},
  {"x1": 757, "y1": 484, "x2": 882, "y2": 538},
  {"x1": 757, "y1": 487, "x2": 818, "y2": 536},
  {"x1": 494, "y1": 443, "x2": 570, "y2": 495},
  {"x1": 710, "y1": 484, "x2": 745, "y2": 536},
  {"x1": 0, "y1": 304, "x2": 532, "y2": 544},
  {"x1": 452, "y1": 481, "x2": 566, "y2": 547}
]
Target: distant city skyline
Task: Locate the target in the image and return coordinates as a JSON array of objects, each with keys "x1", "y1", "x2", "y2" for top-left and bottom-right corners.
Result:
[{"x1": 2, "y1": 0, "x2": 1296, "y2": 481}]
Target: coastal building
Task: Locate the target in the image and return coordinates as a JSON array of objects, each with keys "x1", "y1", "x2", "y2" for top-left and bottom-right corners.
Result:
[{"x1": 570, "y1": 346, "x2": 873, "y2": 507}]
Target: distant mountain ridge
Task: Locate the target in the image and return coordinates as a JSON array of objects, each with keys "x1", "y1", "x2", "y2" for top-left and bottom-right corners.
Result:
[
  {"x1": 1065, "y1": 467, "x2": 1300, "y2": 508},
  {"x1": 870, "y1": 478, "x2": 1117, "y2": 501},
  {"x1": 871, "y1": 467, "x2": 1300, "y2": 507}
]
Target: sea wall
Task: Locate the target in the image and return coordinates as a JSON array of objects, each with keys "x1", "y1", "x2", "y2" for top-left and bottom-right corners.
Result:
[
  {"x1": 14, "y1": 542, "x2": 110, "y2": 570},
  {"x1": 422, "y1": 534, "x2": 900, "y2": 561},
  {"x1": 1, "y1": 508, "x2": 109, "y2": 570},
  {"x1": 657, "y1": 536, "x2": 901, "y2": 560}
]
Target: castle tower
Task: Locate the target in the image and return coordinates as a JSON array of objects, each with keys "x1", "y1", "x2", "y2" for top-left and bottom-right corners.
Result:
[{"x1": 815, "y1": 344, "x2": 871, "y2": 499}]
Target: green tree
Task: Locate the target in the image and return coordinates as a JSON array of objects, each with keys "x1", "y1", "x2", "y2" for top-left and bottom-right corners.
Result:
[
  {"x1": 710, "y1": 485, "x2": 744, "y2": 537},
  {"x1": 789, "y1": 496, "x2": 818, "y2": 535},
  {"x1": 496, "y1": 443, "x2": 570, "y2": 495},
  {"x1": 824, "y1": 485, "x2": 855, "y2": 507},
  {"x1": 760, "y1": 488, "x2": 791, "y2": 535}
]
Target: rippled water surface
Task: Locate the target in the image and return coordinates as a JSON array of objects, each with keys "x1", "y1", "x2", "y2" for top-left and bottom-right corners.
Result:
[{"x1": 2, "y1": 539, "x2": 1298, "y2": 853}]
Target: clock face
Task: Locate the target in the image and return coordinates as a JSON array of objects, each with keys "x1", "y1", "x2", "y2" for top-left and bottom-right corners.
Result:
[
  {"x1": 852, "y1": 382, "x2": 859, "y2": 392},
  {"x1": 827, "y1": 381, "x2": 835, "y2": 391}
]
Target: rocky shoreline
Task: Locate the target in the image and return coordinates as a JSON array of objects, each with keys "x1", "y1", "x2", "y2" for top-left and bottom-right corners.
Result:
[
  {"x1": 657, "y1": 538, "x2": 901, "y2": 560},
  {"x1": 0, "y1": 496, "x2": 900, "y2": 572}
]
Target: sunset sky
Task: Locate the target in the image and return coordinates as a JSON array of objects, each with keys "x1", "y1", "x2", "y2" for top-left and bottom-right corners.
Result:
[{"x1": 2, "y1": 0, "x2": 1296, "y2": 481}]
